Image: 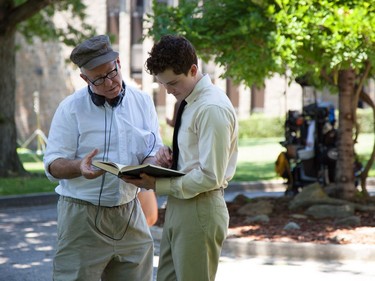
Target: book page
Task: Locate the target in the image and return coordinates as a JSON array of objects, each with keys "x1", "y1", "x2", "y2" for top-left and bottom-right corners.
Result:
[{"x1": 92, "y1": 161, "x2": 127, "y2": 176}]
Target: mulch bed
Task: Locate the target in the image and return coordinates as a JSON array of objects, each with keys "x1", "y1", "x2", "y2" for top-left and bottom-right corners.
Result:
[{"x1": 155, "y1": 195, "x2": 375, "y2": 245}]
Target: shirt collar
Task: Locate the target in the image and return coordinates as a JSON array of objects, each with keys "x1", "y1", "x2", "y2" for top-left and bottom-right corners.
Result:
[{"x1": 185, "y1": 74, "x2": 211, "y2": 104}]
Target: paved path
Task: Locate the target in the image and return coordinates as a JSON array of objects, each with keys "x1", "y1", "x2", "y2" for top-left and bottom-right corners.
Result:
[{"x1": 1, "y1": 185, "x2": 375, "y2": 280}]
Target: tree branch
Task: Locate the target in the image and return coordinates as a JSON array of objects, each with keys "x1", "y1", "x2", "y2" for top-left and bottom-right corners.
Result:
[
  {"x1": 352, "y1": 61, "x2": 371, "y2": 143},
  {"x1": 354, "y1": 60, "x2": 371, "y2": 105},
  {"x1": 359, "y1": 90, "x2": 375, "y2": 198},
  {"x1": 320, "y1": 68, "x2": 333, "y2": 84},
  {"x1": 0, "y1": 0, "x2": 55, "y2": 34}
]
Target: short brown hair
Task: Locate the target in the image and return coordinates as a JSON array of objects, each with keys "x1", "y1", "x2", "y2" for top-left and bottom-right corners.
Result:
[{"x1": 145, "y1": 35, "x2": 198, "y2": 76}]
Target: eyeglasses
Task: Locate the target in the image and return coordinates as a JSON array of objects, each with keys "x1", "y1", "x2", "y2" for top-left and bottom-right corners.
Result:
[{"x1": 86, "y1": 62, "x2": 118, "y2": 86}]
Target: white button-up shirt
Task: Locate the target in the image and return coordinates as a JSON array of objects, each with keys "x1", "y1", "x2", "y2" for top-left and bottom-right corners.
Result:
[
  {"x1": 44, "y1": 84, "x2": 163, "y2": 206},
  {"x1": 156, "y1": 74, "x2": 238, "y2": 199}
]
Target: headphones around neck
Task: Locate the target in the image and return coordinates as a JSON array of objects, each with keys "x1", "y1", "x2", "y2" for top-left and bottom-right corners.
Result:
[{"x1": 88, "y1": 81, "x2": 125, "y2": 107}]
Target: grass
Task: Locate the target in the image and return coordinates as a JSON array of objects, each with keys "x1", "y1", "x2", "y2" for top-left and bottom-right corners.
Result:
[
  {"x1": 0, "y1": 177, "x2": 54, "y2": 196},
  {"x1": 1, "y1": 134, "x2": 375, "y2": 196},
  {"x1": 0, "y1": 149, "x2": 56, "y2": 196},
  {"x1": 233, "y1": 138, "x2": 284, "y2": 182}
]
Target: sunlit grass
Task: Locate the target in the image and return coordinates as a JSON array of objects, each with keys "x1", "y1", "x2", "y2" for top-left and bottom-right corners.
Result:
[
  {"x1": 0, "y1": 177, "x2": 54, "y2": 196},
  {"x1": 355, "y1": 133, "x2": 375, "y2": 177},
  {"x1": 232, "y1": 138, "x2": 284, "y2": 182},
  {"x1": 355, "y1": 133, "x2": 374, "y2": 156},
  {"x1": 0, "y1": 148, "x2": 55, "y2": 195},
  {"x1": 233, "y1": 162, "x2": 278, "y2": 182},
  {"x1": 23, "y1": 162, "x2": 45, "y2": 173},
  {"x1": 233, "y1": 134, "x2": 375, "y2": 181},
  {"x1": 237, "y1": 138, "x2": 284, "y2": 162}
]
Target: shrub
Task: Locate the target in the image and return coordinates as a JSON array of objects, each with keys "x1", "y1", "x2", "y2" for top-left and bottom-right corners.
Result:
[{"x1": 238, "y1": 114, "x2": 285, "y2": 139}]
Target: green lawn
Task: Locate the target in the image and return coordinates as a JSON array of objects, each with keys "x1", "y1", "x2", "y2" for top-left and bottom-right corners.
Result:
[
  {"x1": 0, "y1": 149, "x2": 56, "y2": 196},
  {"x1": 233, "y1": 138, "x2": 284, "y2": 181},
  {"x1": 1, "y1": 134, "x2": 374, "y2": 196}
]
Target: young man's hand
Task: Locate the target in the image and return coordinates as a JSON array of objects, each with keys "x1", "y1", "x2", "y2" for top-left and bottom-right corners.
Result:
[{"x1": 155, "y1": 145, "x2": 173, "y2": 168}]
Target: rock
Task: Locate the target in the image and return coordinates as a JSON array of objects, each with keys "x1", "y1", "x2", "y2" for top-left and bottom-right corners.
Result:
[
  {"x1": 288, "y1": 182, "x2": 365, "y2": 212},
  {"x1": 331, "y1": 234, "x2": 351, "y2": 244},
  {"x1": 290, "y1": 214, "x2": 308, "y2": 219},
  {"x1": 283, "y1": 222, "x2": 301, "y2": 230},
  {"x1": 295, "y1": 182, "x2": 328, "y2": 201},
  {"x1": 289, "y1": 182, "x2": 328, "y2": 210},
  {"x1": 244, "y1": 214, "x2": 270, "y2": 224},
  {"x1": 237, "y1": 200, "x2": 273, "y2": 216},
  {"x1": 334, "y1": 216, "x2": 361, "y2": 227},
  {"x1": 232, "y1": 194, "x2": 250, "y2": 205},
  {"x1": 304, "y1": 204, "x2": 355, "y2": 219}
]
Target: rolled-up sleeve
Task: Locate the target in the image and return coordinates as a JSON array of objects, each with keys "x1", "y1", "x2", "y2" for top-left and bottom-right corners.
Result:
[{"x1": 43, "y1": 102, "x2": 78, "y2": 182}]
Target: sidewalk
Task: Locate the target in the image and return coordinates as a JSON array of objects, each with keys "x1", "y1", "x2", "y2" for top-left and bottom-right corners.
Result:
[
  {"x1": 1, "y1": 180, "x2": 375, "y2": 264},
  {"x1": 2, "y1": 203, "x2": 374, "y2": 281}
]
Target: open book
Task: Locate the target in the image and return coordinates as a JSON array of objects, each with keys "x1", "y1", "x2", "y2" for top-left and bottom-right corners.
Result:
[{"x1": 92, "y1": 160, "x2": 185, "y2": 178}]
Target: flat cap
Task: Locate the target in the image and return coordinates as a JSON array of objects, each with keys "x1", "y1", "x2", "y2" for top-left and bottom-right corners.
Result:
[{"x1": 70, "y1": 35, "x2": 119, "y2": 70}]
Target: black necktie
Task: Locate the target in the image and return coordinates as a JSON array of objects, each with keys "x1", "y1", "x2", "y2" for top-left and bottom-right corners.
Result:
[{"x1": 171, "y1": 100, "x2": 187, "y2": 170}]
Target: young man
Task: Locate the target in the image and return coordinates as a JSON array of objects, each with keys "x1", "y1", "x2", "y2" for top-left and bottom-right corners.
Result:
[
  {"x1": 124, "y1": 34, "x2": 238, "y2": 281},
  {"x1": 43, "y1": 35, "x2": 162, "y2": 281}
]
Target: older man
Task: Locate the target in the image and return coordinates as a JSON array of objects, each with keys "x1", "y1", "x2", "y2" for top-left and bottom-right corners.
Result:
[{"x1": 44, "y1": 35, "x2": 162, "y2": 281}]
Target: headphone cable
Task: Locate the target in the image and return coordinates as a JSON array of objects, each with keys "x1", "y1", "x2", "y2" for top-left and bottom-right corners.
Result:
[
  {"x1": 94, "y1": 107, "x2": 137, "y2": 241},
  {"x1": 141, "y1": 131, "x2": 156, "y2": 164}
]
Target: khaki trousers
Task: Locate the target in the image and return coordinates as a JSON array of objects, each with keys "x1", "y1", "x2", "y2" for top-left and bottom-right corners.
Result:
[
  {"x1": 157, "y1": 189, "x2": 229, "y2": 281},
  {"x1": 54, "y1": 196, "x2": 153, "y2": 281}
]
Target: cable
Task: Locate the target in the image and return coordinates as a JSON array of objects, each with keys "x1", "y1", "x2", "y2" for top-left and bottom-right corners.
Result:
[
  {"x1": 94, "y1": 186, "x2": 138, "y2": 241},
  {"x1": 94, "y1": 106, "x2": 137, "y2": 240},
  {"x1": 141, "y1": 131, "x2": 156, "y2": 164}
]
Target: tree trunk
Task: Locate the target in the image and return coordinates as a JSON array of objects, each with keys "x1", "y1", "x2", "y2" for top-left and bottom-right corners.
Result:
[
  {"x1": 0, "y1": 31, "x2": 28, "y2": 177},
  {"x1": 333, "y1": 68, "x2": 357, "y2": 199}
]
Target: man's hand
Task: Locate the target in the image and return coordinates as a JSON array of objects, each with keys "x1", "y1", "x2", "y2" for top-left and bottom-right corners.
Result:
[
  {"x1": 122, "y1": 173, "x2": 156, "y2": 191},
  {"x1": 155, "y1": 145, "x2": 173, "y2": 168},
  {"x1": 80, "y1": 149, "x2": 105, "y2": 179}
]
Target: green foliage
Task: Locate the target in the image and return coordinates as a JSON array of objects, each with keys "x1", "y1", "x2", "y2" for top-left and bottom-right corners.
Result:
[
  {"x1": 147, "y1": 0, "x2": 278, "y2": 87},
  {"x1": 238, "y1": 114, "x2": 285, "y2": 138},
  {"x1": 147, "y1": 0, "x2": 375, "y2": 89},
  {"x1": 159, "y1": 114, "x2": 286, "y2": 143},
  {"x1": 16, "y1": 0, "x2": 96, "y2": 47}
]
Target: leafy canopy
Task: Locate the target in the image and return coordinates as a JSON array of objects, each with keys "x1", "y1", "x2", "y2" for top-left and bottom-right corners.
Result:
[
  {"x1": 14, "y1": 0, "x2": 95, "y2": 46},
  {"x1": 147, "y1": 0, "x2": 375, "y2": 88}
]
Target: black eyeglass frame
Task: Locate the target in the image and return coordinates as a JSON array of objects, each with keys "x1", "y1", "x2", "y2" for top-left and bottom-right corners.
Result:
[{"x1": 85, "y1": 61, "x2": 118, "y2": 86}]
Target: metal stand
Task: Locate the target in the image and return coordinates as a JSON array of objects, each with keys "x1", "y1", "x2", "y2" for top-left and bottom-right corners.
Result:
[{"x1": 21, "y1": 91, "x2": 47, "y2": 156}]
